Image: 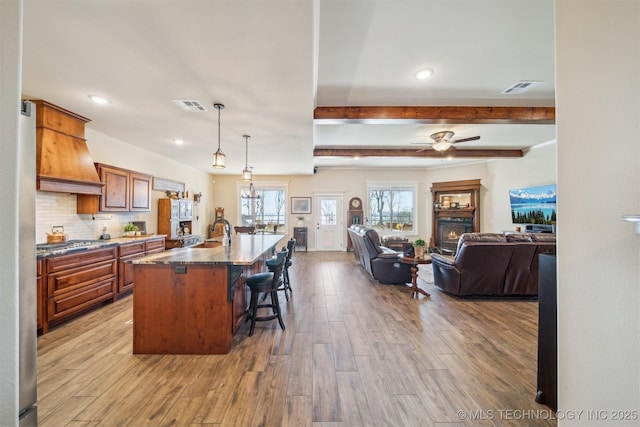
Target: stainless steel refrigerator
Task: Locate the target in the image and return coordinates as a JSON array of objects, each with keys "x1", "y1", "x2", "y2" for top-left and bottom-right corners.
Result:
[{"x1": 18, "y1": 100, "x2": 38, "y2": 426}]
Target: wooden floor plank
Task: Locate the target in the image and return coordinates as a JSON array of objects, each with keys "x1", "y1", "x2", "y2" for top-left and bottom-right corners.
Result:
[
  {"x1": 312, "y1": 343, "x2": 342, "y2": 422},
  {"x1": 36, "y1": 251, "x2": 555, "y2": 427}
]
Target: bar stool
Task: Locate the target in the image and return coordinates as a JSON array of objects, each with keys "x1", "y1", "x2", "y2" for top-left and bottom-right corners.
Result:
[
  {"x1": 245, "y1": 248, "x2": 288, "y2": 336},
  {"x1": 277, "y1": 238, "x2": 295, "y2": 300}
]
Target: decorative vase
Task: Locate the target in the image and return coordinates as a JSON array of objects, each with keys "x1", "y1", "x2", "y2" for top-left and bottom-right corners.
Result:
[{"x1": 413, "y1": 245, "x2": 426, "y2": 259}]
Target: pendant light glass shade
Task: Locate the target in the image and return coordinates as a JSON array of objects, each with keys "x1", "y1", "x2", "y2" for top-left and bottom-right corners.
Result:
[
  {"x1": 212, "y1": 103, "x2": 226, "y2": 169},
  {"x1": 242, "y1": 167, "x2": 252, "y2": 181},
  {"x1": 242, "y1": 134, "x2": 252, "y2": 181}
]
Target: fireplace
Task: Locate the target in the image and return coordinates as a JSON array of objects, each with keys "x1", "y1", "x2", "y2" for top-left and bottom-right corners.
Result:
[
  {"x1": 437, "y1": 217, "x2": 474, "y2": 251},
  {"x1": 431, "y1": 179, "x2": 481, "y2": 251}
]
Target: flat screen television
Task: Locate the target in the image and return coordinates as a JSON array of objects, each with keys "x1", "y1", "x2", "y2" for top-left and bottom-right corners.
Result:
[{"x1": 509, "y1": 184, "x2": 556, "y2": 225}]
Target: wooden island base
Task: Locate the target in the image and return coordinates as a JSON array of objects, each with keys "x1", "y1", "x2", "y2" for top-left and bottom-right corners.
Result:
[
  {"x1": 133, "y1": 264, "x2": 233, "y2": 354},
  {"x1": 131, "y1": 234, "x2": 283, "y2": 354}
]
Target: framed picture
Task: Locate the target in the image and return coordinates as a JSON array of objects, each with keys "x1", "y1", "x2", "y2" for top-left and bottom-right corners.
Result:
[{"x1": 291, "y1": 197, "x2": 312, "y2": 214}]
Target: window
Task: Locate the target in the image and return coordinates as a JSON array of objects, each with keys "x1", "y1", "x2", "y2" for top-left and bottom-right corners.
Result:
[
  {"x1": 320, "y1": 199, "x2": 337, "y2": 225},
  {"x1": 367, "y1": 183, "x2": 417, "y2": 233},
  {"x1": 238, "y1": 181, "x2": 288, "y2": 233}
]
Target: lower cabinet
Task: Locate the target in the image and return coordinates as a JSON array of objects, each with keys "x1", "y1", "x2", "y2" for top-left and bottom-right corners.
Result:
[
  {"x1": 39, "y1": 238, "x2": 165, "y2": 334},
  {"x1": 45, "y1": 247, "x2": 117, "y2": 331},
  {"x1": 117, "y1": 237, "x2": 165, "y2": 295},
  {"x1": 37, "y1": 259, "x2": 43, "y2": 331}
]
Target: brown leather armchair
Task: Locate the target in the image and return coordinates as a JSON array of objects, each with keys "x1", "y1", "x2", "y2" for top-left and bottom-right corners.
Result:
[{"x1": 347, "y1": 225, "x2": 412, "y2": 284}]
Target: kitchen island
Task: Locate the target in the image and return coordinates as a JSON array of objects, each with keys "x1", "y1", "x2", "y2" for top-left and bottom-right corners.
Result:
[{"x1": 131, "y1": 234, "x2": 285, "y2": 354}]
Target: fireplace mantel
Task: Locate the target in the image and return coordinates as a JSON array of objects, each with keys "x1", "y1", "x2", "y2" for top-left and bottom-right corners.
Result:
[{"x1": 431, "y1": 179, "x2": 481, "y2": 250}]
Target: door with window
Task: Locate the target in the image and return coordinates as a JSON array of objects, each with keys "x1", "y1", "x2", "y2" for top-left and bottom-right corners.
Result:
[{"x1": 315, "y1": 195, "x2": 344, "y2": 251}]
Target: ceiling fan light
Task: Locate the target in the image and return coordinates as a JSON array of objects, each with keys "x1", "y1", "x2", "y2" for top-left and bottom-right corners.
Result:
[{"x1": 432, "y1": 140, "x2": 453, "y2": 151}]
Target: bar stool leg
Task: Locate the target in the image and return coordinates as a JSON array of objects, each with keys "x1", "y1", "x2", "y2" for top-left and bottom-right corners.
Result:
[
  {"x1": 248, "y1": 290, "x2": 259, "y2": 336},
  {"x1": 271, "y1": 291, "x2": 286, "y2": 330}
]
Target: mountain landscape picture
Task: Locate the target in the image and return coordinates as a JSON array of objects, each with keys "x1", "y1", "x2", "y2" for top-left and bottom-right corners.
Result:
[{"x1": 509, "y1": 184, "x2": 557, "y2": 225}]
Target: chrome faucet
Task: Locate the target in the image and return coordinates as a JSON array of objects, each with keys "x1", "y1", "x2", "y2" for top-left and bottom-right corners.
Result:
[{"x1": 213, "y1": 218, "x2": 232, "y2": 246}]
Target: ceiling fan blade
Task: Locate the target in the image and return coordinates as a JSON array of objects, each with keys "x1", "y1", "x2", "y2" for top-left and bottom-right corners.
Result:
[
  {"x1": 415, "y1": 145, "x2": 431, "y2": 153},
  {"x1": 452, "y1": 135, "x2": 481, "y2": 143}
]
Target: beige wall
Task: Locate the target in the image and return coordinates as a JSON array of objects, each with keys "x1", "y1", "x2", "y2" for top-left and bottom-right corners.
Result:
[
  {"x1": 556, "y1": 1, "x2": 640, "y2": 423},
  {"x1": 210, "y1": 152, "x2": 555, "y2": 250}
]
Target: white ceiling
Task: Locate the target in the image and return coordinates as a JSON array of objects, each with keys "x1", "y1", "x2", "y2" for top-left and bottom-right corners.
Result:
[{"x1": 21, "y1": 0, "x2": 556, "y2": 176}]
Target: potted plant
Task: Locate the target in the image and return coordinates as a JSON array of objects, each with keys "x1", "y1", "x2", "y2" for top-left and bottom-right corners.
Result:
[
  {"x1": 413, "y1": 237, "x2": 426, "y2": 259},
  {"x1": 124, "y1": 223, "x2": 138, "y2": 237},
  {"x1": 297, "y1": 216, "x2": 305, "y2": 227}
]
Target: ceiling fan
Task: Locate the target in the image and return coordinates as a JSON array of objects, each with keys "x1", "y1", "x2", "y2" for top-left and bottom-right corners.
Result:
[{"x1": 416, "y1": 131, "x2": 481, "y2": 152}]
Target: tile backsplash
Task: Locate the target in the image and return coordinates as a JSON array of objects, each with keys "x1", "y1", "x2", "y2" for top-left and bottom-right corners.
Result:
[{"x1": 36, "y1": 191, "x2": 141, "y2": 243}]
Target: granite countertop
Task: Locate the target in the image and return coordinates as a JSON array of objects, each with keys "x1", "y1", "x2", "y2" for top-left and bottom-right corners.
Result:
[
  {"x1": 37, "y1": 234, "x2": 167, "y2": 258},
  {"x1": 107, "y1": 234, "x2": 166, "y2": 245},
  {"x1": 132, "y1": 234, "x2": 285, "y2": 266}
]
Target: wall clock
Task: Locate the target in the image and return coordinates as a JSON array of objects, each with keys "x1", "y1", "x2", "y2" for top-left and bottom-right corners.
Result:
[{"x1": 349, "y1": 197, "x2": 362, "y2": 209}]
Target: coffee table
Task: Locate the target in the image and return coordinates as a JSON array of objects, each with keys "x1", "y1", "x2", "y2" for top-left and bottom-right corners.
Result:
[{"x1": 398, "y1": 255, "x2": 432, "y2": 298}]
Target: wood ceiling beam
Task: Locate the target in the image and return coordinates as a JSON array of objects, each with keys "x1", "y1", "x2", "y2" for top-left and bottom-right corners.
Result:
[
  {"x1": 314, "y1": 106, "x2": 555, "y2": 124},
  {"x1": 313, "y1": 148, "x2": 524, "y2": 158}
]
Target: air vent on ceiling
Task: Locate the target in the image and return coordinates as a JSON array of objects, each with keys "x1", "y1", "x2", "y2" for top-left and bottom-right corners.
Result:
[
  {"x1": 172, "y1": 99, "x2": 207, "y2": 112},
  {"x1": 501, "y1": 80, "x2": 543, "y2": 95}
]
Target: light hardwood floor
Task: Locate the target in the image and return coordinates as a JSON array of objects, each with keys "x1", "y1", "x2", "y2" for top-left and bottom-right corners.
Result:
[{"x1": 37, "y1": 251, "x2": 556, "y2": 427}]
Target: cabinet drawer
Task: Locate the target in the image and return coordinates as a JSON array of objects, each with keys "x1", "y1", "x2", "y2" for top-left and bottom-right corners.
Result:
[
  {"x1": 47, "y1": 259, "x2": 117, "y2": 297},
  {"x1": 145, "y1": 239, "x2": 165, "y2": 252},
  {"x1": 145, "y1": 248, "x2": 165, "y2": 255},
  {"x1": 119, "y1": 242, "x2": 145, "y2": 257},
  {"x1": 48, "y1": 277, "x2": 115, "y2": 322},
  {"x1": 47, "y1": 247, "x2": 116, "y2": 273}
]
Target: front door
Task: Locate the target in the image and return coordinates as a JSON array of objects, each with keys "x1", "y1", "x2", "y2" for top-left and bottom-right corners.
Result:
[{"x1": 315, "y1": 194, "x2": 344, "y2": 251}]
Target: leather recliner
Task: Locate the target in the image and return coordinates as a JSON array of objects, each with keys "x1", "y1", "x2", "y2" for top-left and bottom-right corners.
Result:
[
  {"x1": 431, "y1": 232, "x2": 556, "y2": 297},
  {"x1": 347, "y1": 225, "x2": 412, "y2": 284}
]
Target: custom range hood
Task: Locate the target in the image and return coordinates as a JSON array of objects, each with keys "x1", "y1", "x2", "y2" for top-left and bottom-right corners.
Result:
[{"x1": 34, "y1": 100, "x2": 103, "y2": 195}]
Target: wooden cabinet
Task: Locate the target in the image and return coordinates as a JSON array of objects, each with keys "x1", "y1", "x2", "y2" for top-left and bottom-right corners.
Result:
[
  {"x1": 117, "y1": 241, "x2": 145, "y2": 295},
  {"x1": 293, "y1": 227, "x2": 308, "y2": 252},
  {"x1": 117, "y1": 237, "x2": 165, "y2": 295},
  {"x1": 99, "y1": 164, "x2": 129, "y2": 211},
  {"x1": 130, "y1": 171, "x2": 152, "y2": 211},
  {"x1": 77, "y1": 164, "x2": 152, "y2": 214},
  {"x1": 158, "y1": 198, "x2": 197, "y2": 248},
  {"x1": 37, "y1": 259, "x2": 43, "y2": 332},
  {"x1": 44, "y1": 247, "x2": 117, "y2": 330}
]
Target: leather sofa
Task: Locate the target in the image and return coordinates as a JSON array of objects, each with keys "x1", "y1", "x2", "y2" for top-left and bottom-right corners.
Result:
[
  {"x1": 347, "y1": 224, "x2": 412, "y2": 284},
  {"x1": 431, "y1": 232, "x2": 556, "y2": 297}
]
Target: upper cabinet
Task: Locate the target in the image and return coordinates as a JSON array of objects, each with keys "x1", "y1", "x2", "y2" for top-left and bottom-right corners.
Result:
[
  {"x1": 129, "y1": 171, "x2": 152, "y2": 211},
  {"x1": 77, "y1": 163, "x2": 152, "y2": 214}
]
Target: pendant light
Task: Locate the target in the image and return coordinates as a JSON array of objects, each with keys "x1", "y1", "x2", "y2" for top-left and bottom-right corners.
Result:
[
  {"x1": 212, "y1": 103, "x2": 226, "y2": 168},
  {"x1": 242, "y1": 134, "x2": 252, "y2": 181}
]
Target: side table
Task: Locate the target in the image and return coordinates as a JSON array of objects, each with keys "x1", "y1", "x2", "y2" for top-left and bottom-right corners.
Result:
[
  {"x1": 293, "y1": 226, "x2": 308, "y2": 252},
  {"x1": 398, "y1": 255, "x2": 432, "y2": 298}
]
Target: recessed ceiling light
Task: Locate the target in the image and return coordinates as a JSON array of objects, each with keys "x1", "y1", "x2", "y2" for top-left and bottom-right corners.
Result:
[
  {"x1": 414, "y1": 68, "x2": 434, "y2": 80},
  {"x1": 174, "y1": 139, "x2": 184, "y2": 145},
  {"x1": 88, "y1": 95, "x2": 110, "y2": 105}
]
